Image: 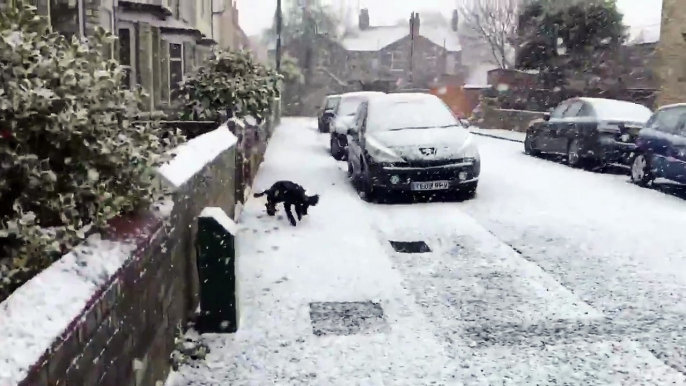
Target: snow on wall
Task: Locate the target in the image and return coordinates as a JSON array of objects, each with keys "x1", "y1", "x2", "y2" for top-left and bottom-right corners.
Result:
[
  {"x1": 0, "y1": 235, "x2": 137, "y2": 384},
  {"x1": 158, "y1": 123, "x2": 238, "y2": 189},
  {"x1": 0, "y1": 123, "x2": 239, "y2": 384}
]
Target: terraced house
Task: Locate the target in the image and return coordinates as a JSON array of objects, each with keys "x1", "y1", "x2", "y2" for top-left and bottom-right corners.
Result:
[{"x1": 1, "y1": 0, "x2": 237, "y2": 111}]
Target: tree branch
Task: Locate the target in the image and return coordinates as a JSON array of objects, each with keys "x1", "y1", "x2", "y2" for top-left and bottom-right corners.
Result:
[{"x1": 457, "y1": 0, "x2": 519, "y2": 69}]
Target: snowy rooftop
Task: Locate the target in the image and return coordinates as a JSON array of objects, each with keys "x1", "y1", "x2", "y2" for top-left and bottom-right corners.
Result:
[
  {"x1": 627, "y1": 24, "x2": 661, "y2": 45},
  {"x1": 341, "y1": 25, "x2": 461, "y2": 52}
]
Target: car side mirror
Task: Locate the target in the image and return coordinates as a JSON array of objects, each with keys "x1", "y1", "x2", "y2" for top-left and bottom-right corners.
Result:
[
  {"x1": 315, "y1": 105, "x2": 321, "y2": 110},
  {"x1": 347, "y1": 128, "x2": 357, "y2": 136},
  {"x1": 543, "y1": 113, "x2": 551, "y2": 121}
]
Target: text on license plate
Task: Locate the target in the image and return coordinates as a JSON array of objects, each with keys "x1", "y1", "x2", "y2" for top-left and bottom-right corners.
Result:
[{"x1": 410, "y1": 181, "x2": 450, "y2": 191}]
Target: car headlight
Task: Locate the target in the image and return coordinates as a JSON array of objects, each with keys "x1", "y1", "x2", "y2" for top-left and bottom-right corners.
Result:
[
  {"x1": 366, "y1": 136, "x2": 405, "y2": 163},
  {"x1": 458, "y1": 135, "x2": 480, "y2": 161}
]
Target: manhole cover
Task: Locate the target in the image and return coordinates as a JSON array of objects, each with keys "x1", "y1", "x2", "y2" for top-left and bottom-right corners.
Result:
[
  {"x1": 389, "y1": 240, "x2": 431, "y2": 253},
  {"x1": 309, "y1": 301, "x2": 387, "y2": 336}
]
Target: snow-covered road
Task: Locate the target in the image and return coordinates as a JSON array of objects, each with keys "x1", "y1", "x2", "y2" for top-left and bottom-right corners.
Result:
[{"x1": 169, "y1": 118, "x2": 686, "y2": 385}]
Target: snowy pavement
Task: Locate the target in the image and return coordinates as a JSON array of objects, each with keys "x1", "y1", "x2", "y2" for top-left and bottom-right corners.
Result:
[
  {"x1": 169, "y1": 118, "x2": 686, "y2": 385},
  {"x1": 468, "y1": 127, "x2": 525, "y2": 142}
]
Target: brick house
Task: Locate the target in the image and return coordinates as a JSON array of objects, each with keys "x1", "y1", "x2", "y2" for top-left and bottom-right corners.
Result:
[
  {"x1": 340, "y1": 9, "x2": 465, "y2": 89},
  {"x1": 0, "y1": 0, "x2": 245, "y2": 112},
  {"x1": 654, "y1": 0, "x2": 686, "y2": 107}
]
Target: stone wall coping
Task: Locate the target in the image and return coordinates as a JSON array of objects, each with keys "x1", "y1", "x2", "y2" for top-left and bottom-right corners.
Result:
[{"x1": 158, "y1": 123, "x2": 238, "y2": 189}]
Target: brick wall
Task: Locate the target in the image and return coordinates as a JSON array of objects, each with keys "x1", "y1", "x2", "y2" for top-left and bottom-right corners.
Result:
[
  {"x1": 12, "y1": 123, "x2": 244, "y2": 386},
  {"x1": 479, "y1": 108, "x2": 547, "y2": 132},
  {"x1": 655, "y1": 0, "x2": 686, "y2": 107}
]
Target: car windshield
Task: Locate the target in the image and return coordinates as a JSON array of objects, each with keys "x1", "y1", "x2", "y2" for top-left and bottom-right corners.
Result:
[
  {"x1": 652, "y1": 106, "x2": 686, "y2": 134},
  {"x1": 337, "y1": 97, "x2": 365, "y2": 116},
  {"x1": 368, "y1": 97, "x2": 460, "y2": 131},
  {"x1": 325, "y1": 97, "x2": 339, "y2": 110}
]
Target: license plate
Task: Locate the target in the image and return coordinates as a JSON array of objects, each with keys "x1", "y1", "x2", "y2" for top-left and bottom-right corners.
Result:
[
  {"x1": 620, "y1": 133, "x2": 631, "y2": 142},
  {"x1": 410, "y1": 181, "x2": 450, "y2": 191}
]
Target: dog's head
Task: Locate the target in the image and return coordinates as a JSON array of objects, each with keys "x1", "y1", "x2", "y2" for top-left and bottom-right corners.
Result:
[
  {"x1": 266, "y1": 202, "x2": 277, "y2": 216},
  {"x1": 307, "y1": 194, "x2": 320, "y2": 206}
]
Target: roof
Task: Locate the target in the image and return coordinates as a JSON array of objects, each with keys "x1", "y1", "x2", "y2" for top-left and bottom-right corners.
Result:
[
  {"x1": 341, "y1": 25, "x2": 461, "y2": 52},
  {"x1": 627, "y1": 24, "x2": 660, "y2": 45}
]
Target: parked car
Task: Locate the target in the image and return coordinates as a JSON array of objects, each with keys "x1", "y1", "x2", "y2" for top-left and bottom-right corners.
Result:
[
  {"x1": 346, "y1": 93, "x2": 479, "y2": 200},
  {"x1": 329, "y1": 91, "x2": 385, "y2": 160},
  {"x1": 630, "y1": 103, "x2": 686, "y2": 186},
  {"x1": 317, "y1": 94, "x2": 340, "y2": 133},
  {"x1": 524, "y1": 97, "x2": 652, "y2": 168}
]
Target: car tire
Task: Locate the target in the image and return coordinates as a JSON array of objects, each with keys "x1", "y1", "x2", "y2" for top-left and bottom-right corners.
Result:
[
  {"x1": 630, "y1": 152, "x2": 653, "y2": 187},
  {"x1": 567, "y1": 139, "x2": 584, "y2": 168},
  {"x1": 357, "y1": 165, "x2": 376, "y2": 202},
  {"x1": 524, "y1": 130, "x2": 540, "y2": 156},
  {"x1": 457, "y1": 183, "x2": 478, "y2": 200},
  {"x1": 330, "y1": 135, "x2": 345, "y2": 160}
]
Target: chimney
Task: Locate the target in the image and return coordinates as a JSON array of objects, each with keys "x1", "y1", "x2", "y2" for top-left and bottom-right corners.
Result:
[
  {"x1": 359, "y1": 8, "x2": 370, "y2": 30},
  {"x1": 451, "y1": 9, "x2": 458, "y2": 31},
  {"x1": 410, "y1": 12, "x2": 420, "y2": 37}
]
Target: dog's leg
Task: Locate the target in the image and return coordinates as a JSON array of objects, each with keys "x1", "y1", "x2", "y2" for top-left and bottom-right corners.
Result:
[
  {"x1": 284, "y1": 203, "x2": 297, "y2": 226},
  {"x1": 295, "y1": 204, "x2": 303, "y2": 220}
]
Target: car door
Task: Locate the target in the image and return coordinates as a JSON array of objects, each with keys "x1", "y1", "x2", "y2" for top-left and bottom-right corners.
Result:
[
  {"x1": 539, "y1": 101, "x2": 572, "y2": 153},
  {"x1": 347, "y1": 102, "x2": 367, "y2": 173},
  {"x1": 553, "y1": 100, "x2": 583, "y2": 153},
  {"x1": 664, "y1": 115, "x2": 686, "y2": 183}
]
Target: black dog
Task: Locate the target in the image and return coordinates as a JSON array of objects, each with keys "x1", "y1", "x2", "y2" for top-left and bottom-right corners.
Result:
[{"x1": 253, "y1": 180, "x2": 319, "y2": 226}]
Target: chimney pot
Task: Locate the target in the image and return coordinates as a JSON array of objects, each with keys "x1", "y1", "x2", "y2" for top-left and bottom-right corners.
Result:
[
  {"x1": 359, "y1": 8, "x2": 370, "y2": 30},
  {"x1": 452, "y1": 9, "x2": 458, "y2": 31}
]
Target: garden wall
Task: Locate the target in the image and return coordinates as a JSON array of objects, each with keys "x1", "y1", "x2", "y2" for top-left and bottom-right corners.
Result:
[
  {"x1": 0, "y1": 117, "x2": 274, "y2": 386},
  {"x1": 479, "y1": 108, "x2": 547, "y2": 132}
]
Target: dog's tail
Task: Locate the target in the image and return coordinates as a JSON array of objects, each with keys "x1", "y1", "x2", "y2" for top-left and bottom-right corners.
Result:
[{"x1": 253, "y1": 190, "x2": 267, "y2": 198}]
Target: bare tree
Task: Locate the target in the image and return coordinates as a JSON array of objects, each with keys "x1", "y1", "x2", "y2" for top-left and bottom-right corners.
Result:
[{"x1": 457, "y1": 0, "x2": 519, "y2": 69}]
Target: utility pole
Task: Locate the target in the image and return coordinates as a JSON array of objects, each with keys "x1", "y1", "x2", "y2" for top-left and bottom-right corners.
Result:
[
  {"x1": 303, "y1": 0, "x2": 313, "y2": 88},
  {"x1": 409, "y1": 12, "x2": 415, "y2": 86},
  {"x1": 275, "y1": 0, "x2": 283, "y2": 71}
]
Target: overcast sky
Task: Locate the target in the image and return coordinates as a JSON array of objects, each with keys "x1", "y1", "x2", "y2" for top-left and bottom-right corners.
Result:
[{"x1": 238, "y1": 0, "x2": 663, "y2": 38}]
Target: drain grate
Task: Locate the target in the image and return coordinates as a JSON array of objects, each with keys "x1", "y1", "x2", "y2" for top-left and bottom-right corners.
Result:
[
  {"x1": 389, "y1": 240, "x2": 431, "y2": 253},
  {"x1": 309, "y1": 301, "x2": 387, "y2": 336}
]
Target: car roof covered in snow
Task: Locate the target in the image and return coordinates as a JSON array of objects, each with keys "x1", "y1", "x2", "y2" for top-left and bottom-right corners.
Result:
[
  {"x1": 339, "y1": 91, "x2": 386, "y2": 100},
  {"x1": 658, "y1": 103, "x2": 686, "y2": 111},
  {"x1": 576, "y1": 97, "x2": 653, "y2": 123},
  {"x1": 369, "y1": 92, "x2": 440, "y2": 105}
]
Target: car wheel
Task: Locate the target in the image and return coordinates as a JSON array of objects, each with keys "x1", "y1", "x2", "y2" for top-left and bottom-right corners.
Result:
[
  {"x1": 630, "y1": 152, "x2": 653, "y2": 187},
  {"x1": 567, "y1": 139, "x2": 584, "y2": 168},
  {"x1": 457, "y1": 183, "x2": 477, "y2": 200},
  {"x1": 524, "y1": 131, "x2": 540, "y2": 156},
  {"x1": 358, "y1": 166, "x2": 376, "y2": 202},
  {"x1": 330, "y1": 135, "x2": 344, "y2": 160}
]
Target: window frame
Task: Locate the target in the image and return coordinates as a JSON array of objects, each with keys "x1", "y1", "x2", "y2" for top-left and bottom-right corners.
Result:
[
  {"x1": 169, "y1": 41, "x2": 185, "y2": 97},
  {"x1": 118, "y1": 23, "x2": 136, "y2": 90}
]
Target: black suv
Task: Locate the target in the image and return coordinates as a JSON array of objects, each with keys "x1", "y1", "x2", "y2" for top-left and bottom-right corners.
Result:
[{"x1": 317, "y1": 95, "x2": 340, "y2": 133}]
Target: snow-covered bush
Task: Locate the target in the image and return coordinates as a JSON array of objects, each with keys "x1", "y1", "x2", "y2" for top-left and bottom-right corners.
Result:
[
  {"x1": 177, "y1": 50, "x2": 281, "y2": 122},
  {"x1": 0, "y1": 4, "x2": 185, "y2": 302}
]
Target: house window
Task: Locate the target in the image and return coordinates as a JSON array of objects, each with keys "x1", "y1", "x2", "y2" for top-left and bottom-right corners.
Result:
[
  {"x1": 50, "y1": 0, "x2": 81, "y2": 39},
  {"x1": 390, "y1": 52, "x2": 404, "y2": 72},
  {"x1": 169, "y1": 42, "x2": 184, "y2": 97},
  {"x1": 118, "y1": 27, "x2": 135, "y2": 89}
]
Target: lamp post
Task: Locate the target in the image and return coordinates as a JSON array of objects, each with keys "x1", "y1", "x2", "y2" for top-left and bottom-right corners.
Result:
[{"x1": 275, "y1": 0, "x2": 283, "y2": 71}]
